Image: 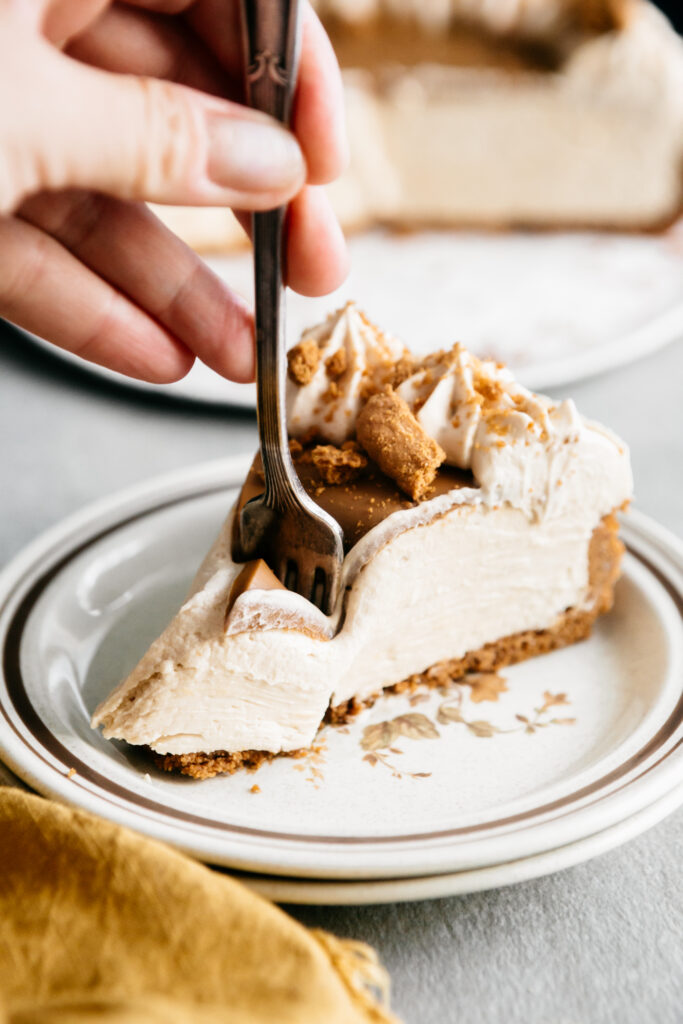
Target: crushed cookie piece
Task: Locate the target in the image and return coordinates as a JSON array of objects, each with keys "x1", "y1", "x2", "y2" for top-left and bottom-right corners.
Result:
[
  {"x1": 357, "y1": 389, "x2": 445, "y2": 501},
  {"x1": 287, "y1": 338, "x2": 320, "y2": 385},
  {"x1": 389, "y1": 354, "x2": 417, "y2": 388},
  {"x1": 296, "y1": 441, "x2": 368, "y2": 486},
  {"x1": 249, "y1": 784, "x2": 261, "y2": 794},
  {"x1": 473, "y1": 374, "x2": 505, "y2": 406},
  {"x1": 325, "y1": 347, "x2": 347, "y2": 379},
  {"x1": 322, "y1": 380, "x2": 340, "y2": 404}
]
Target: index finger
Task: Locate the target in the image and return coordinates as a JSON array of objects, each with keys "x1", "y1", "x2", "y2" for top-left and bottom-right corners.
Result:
[{"x1": 126, "y1": 0, "x2": 349, "y2": 184}]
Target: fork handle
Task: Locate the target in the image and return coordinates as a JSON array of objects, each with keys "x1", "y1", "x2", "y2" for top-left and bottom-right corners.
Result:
[{"x1": 241, "y1": 0, "x2": 301, "y2": 507}]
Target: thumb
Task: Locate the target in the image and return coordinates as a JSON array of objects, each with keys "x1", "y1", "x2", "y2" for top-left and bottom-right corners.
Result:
[{"x1": 4, "y1": 41, "x2": 306, "y2": 213}]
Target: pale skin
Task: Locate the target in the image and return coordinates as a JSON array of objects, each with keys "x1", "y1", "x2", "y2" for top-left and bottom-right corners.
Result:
[{"x1": 0, "y1": 0, "x2": 350, "y2": 384}]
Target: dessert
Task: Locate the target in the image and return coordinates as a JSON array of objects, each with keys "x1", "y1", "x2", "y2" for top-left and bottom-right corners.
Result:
[
  {"x1": 152, "y1": 0, "x2": 683, "y2": 249},
  {"x1": 92, "y1": 304, "x2": 633, "y2": 777}
]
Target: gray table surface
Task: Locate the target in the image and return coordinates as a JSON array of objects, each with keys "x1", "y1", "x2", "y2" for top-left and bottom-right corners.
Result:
[{"x1": 0, "y1": 321, "x2": 681, "y2": 1024}]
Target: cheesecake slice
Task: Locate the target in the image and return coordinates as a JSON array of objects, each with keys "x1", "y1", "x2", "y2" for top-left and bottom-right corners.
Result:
[
  {"x1": 92, "y1": 305, "x2": 633, "y2": 777},
  {"x1": 152, "y1": 0, "x2": 683, "y2": 249}
]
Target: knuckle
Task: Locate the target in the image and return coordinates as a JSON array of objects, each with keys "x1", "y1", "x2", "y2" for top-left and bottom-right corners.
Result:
[
  {"x1": 54, "y1": 190, "x2": 107, "y2": 249},
  {"x1": 22, "y1": 189, "x2": 107, "y2": 250},
  {"x1": 129, "y1": 77, "x2": 200, "y2": 199},
  {"x1": 70, "y1": 292, "x2": 118, "y2": 363},
  {"x1": 0, "y1": 221, "x2": 50, "y2": 308}
]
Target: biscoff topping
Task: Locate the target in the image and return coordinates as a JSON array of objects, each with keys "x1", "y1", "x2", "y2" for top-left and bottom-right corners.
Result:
[
  {"x1": 293, "y1": 440, "x2": 369, "y2": 486},
  {"x1": 325, "y1": 348, "x2": 347, "y2": 379},
  {"x1": 387, "y1": 354, "x2": 418, "y2": 389},
  {"x1": 287, "y1": 338, "x2": 321, "y2": 385},
  {"x1": 357, "y1": 389, "x2": 446, "y2": 501}
]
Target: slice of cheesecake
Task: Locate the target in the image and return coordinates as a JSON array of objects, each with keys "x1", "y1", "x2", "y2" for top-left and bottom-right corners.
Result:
[
  {"x1": 92, "y1": 304, "x2": 633, "y2": 777},
  {"x1": 151, "y1": 0, "x2": 683, "y2": 249}
]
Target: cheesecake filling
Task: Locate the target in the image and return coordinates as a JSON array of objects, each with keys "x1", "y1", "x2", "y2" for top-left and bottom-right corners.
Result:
[
  {"x1": 92, "y1": 305, "x2": 632, "y2": 758},
  {"x1": 330, "y1": 3, "x2": 683, "y2": 230}
]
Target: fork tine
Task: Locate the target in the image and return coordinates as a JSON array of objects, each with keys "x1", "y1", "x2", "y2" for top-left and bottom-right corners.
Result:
[
  {"x1": 285, "y1": 560, "x2": 299, "y2": 593},
  {"x1": 295, "y1": 565, "x2": 316, "y2": 607},
  {"x1": 311, "y1": 566, "x2": 326, "y2": 611}
]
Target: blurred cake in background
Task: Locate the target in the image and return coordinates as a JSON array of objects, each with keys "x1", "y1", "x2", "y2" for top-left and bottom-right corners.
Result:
[{"x1": 154, "y1": 0, "x2": 683, "y2": 249}]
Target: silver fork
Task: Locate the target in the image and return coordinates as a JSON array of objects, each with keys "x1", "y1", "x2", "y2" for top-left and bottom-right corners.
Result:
[{"x1": 236, "y1": 0, "x2": 345, "y2": 616}]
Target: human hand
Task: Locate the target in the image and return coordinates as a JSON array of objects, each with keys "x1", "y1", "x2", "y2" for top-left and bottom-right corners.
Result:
[{"x1": 0, "y1": 0, "x2": 349, "y2": 383}]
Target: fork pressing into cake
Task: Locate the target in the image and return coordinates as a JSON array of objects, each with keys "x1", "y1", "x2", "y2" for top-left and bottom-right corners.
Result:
[{"x1": 235, "y1": 0, "x2": 345, "y2": 616}]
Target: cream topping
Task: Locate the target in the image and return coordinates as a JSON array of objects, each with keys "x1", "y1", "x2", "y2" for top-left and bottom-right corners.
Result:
[
  {"x1": 287, "y1": 303, "x2": 597, "y2": 520},
  {"x1": 286, "y1": 303, "x2": 406, "y2": 445}
]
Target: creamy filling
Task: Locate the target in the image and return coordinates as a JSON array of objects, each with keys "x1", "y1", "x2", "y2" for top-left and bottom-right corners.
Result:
[{"x1": 92, "y1": 499, "x2": 620, "y2": 756}]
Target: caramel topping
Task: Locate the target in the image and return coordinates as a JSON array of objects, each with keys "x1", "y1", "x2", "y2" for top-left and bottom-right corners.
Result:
[
  {"x1": 287, "y1": 338, "x2": 320, "y2": 385},
  {"x1": 357, "y1": 389, "x2": 446, "y2": 501},
  {"x1": 233, "y1": 450, "x2": 475, "y2": 558},
  {"x1": 225, "y1": 559, "x2": 286, "y2": 628}
]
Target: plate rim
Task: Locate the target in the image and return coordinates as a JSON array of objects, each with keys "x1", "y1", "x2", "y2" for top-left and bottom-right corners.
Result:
[
  {"x1": 235, "y1": 780, "x2": 683, "y2": 904},
  {"x1": 0, "y1": 457, "x2": 682, "y2": 879},
  {"x1": 27, "y1": 301, "x2": 683, "y2": 402},
  {"x1": 23, "y1": 222, "x2": 683, "y2": 403}
]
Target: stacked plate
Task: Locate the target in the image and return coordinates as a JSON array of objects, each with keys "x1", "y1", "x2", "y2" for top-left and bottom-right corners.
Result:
[
  {"x1": 27, "y1": 225, "x2": 683, "y2": 404},
  {"x1": 0, "y1": 456, "x2": 682, "y2": 904}
]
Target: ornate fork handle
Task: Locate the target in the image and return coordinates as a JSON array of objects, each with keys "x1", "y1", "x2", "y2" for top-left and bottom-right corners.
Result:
[
  {"x1": 242, "y1": 1, "x2": 299, "y2": 121},
  {"x1": 241, "y1": 0, "x2": 302, "y2": 510}
]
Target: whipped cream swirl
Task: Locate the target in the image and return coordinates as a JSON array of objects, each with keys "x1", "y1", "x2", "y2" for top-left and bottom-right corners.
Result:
[
  {"x1": 286, "y1": 302, "x2": 606, "y2": 520},
  {"x1": 287, "y1": 303, "x2": 406, "y2": 445}
]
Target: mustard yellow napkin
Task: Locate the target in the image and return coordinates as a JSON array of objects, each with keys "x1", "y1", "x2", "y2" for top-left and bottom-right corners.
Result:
[{"x1": 0, "y1": 788, "x2": 400, "y2": 1024}]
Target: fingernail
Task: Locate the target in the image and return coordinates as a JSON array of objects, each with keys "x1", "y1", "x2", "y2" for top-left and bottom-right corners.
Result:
[{"x1": 206, "y1": 113, "x2": 305, "y2": 194}]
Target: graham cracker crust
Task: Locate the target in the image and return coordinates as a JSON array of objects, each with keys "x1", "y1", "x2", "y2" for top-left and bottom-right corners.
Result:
[{"x1": 155, "y1": 513, "x2": 623, "y2": 779}]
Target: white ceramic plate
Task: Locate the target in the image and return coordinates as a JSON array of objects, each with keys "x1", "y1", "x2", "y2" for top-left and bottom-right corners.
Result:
[
  {"x1": 0, "y1": 457, "x2": 681, "y2": 881},
  {"x1": 26, "y1": 226, "x2": 683, "y2": 404},
  {"x1": 230, "y1": 781, "x2": 683, "y2": 904}
]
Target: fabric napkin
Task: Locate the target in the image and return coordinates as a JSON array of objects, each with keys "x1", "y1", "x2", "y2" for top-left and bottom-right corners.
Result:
[{"x1": 0, "y1": 788, "x2": 399, "y2": 1023}]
